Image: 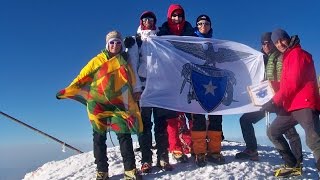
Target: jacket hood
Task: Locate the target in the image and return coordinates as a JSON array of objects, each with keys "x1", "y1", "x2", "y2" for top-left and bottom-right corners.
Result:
[
  {"x1": 167, "y1": 4, "x2": 185, "y2": 19},
  {"x1": 167, "y1": 4, "x2": 186, "y2": 35}
]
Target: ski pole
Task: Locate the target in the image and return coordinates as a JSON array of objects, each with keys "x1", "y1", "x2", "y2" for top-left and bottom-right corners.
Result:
[{"x1": 0, "y1": 111, "x2": 83, "y2": 154}]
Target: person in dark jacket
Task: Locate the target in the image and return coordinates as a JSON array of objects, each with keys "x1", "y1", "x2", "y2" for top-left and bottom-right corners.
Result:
[
  {"x1": 235, "y1": 32, "x2": 303, "y2": 168},
  {"x1": 156, "y1": 4, "x2": 195, "y2": 167},
  {"x1": 157, "y1": 4, "x2": 194, "y2": 36},
  {"x1": 188, "y1": 14, "x2": 225, "y2": 167},
  {"x1": 262, "y1": 28, "x2": 320, "y2": 176}
]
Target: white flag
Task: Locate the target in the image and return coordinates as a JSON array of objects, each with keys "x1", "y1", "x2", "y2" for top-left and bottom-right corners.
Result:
[{"x1": 140, "y1": 36, "x2": 264, "y2": 115}]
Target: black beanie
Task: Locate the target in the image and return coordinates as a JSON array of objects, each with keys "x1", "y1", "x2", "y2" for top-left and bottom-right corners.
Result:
[
  {"x1": 261, "y1": 32, "x2": 272, "y2": 44},
  {"x1": 196, "y1": 14, "x2": 211, "y2": 26}
]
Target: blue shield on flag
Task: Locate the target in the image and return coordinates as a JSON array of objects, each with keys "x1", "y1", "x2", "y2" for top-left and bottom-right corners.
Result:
[{"x1": 191, "y1": 68, "x2": 228, "y2": 112}]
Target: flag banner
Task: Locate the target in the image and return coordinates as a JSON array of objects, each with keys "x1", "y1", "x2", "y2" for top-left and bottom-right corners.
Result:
[
  {"x1": 140, "y1": 36, "x2": 265, "y2": 115},
  {"x1": 247, "y1": 80, "x2": 275, "y2": 106},
  {"x1": 57, "y1": 53, "x2": 142, "y2": 134}
]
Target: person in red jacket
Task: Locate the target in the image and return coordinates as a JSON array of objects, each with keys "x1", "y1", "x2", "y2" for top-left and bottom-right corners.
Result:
[
  {"x1": 157, "y1": 4, "x2": 195, "y2": 165},
  {"x1": 235, "y1": 32, "x2": 302, "y2": 166},
  {"x1": 262, "y1": 28, "x2": 320, "y2": 176}
]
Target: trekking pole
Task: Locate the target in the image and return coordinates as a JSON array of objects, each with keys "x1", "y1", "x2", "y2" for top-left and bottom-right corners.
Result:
[
  {"x1": 265, "y1": 111, "x2": 270, "y2": 128},
  {"x1": 0, "y1": 111, "x2": 83, "y2": 154}
]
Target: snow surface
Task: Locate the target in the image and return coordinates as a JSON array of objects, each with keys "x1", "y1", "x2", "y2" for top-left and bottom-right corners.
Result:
[{"x1": 23, "y1": 141, "x2": 319, "y2": 180}]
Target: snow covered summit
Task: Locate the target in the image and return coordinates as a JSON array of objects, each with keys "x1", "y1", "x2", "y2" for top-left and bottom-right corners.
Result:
[{"x1": 23, "y1": 141, "x2": 319, "y2": 180}]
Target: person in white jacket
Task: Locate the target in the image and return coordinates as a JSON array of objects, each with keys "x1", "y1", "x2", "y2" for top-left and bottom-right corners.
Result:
[{"x1": 125, "y1": 11, "x2": 174, "y2": 172}]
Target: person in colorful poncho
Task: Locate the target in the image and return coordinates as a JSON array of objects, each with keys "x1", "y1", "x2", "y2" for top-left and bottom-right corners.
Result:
[{"x1": 56, "y1": 31, "x2": 142, "y2": 180}]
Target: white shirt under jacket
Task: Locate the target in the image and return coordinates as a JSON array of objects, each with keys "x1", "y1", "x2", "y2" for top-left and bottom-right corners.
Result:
[{"x1": 127, "y1": 26, "x2": 158, "y2": 93}]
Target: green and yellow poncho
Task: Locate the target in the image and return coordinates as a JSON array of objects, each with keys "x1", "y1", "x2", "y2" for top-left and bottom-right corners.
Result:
[{"x1": 57, "y1": 50, "x2": 143, "y2": 134}]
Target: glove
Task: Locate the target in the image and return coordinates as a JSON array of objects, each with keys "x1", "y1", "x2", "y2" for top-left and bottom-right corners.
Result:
[
  {"x1": 123, "y1": 36, "x2": 135, "y2": 49},
  {"x1": 260, "y1": 99, "x2": 277, "y2": 113}
]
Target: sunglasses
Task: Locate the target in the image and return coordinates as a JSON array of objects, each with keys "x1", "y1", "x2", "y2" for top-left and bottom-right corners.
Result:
[
  {"x1": 197, "y1": 22, "x2": 210, "y2": 26},
  {"x1": 172, "y1": 14, "x2": 183, "y2": 18},
  {"x1": 262, "y1": 41, "x2": 271, "y2": 45},
  {"x1": 109, "y1": 41, "x2": 121, "y2": 45},
  {"x1": 142, "y1": 17, "x2": 154, "y2": 22}
]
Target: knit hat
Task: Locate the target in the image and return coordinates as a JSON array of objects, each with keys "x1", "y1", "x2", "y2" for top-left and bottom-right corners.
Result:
[
  {"x1": 140, "y1": 11, "x2": 157, "y2": 30},
  {"x1": 105, "y1": 30, "x2": 123, "y2": 44},
  {"x1": 196, "y1": 14, "x2": 211, "y2": 26},
  {"x1": 261, "y1": 32, "x2": 272, "y2": 44},
  {"x1": 271, "y1": 28, "x2": 290, "y2": 43},
  {"x1": 140, "y1": 11, "x2": 157, "y2": 24}
]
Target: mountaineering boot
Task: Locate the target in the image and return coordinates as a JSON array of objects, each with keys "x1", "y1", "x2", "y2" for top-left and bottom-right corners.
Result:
[
  {"x1": 235, "y1": 149, "x2": 259, "y2": 161},
  {"x1": 172, "y1": 151, "x2": 188, "y2": 163},
  {"x1": 195, "y1": 153, "x2": 207, "y2": 167},
  {"x1": 96, "y1": 171, "x2": 109, "y2": 180},
  {"x1": 156, "y1": 154, "x2": 173, "y2": 171},
  {"x1": 207, "y1": 153, "x2": 225, "y2": 164},
  {"x1": 156, "y1": 159, "x2": 173, "y2": 171},
  {"x1": 124, "y1": 168, "x2": 142, "y2": 180},
  {"x1": 140, "y1": 162, "x2": 152, "y2": 174},
  {"x1": 274, "y1": 165, "x2": 302, "y2": 177},
  {"x1": 207, "y1": 131, "x2": 222, "y2": 154},
  {"x1": 206, "y1": 131, "x2": 225, "y2": 164},
  {"x1": 191, "y1": 131, "x2": 208, "y2": 167},
  {"x1": 191, "y1": 131, "x2": 207, "y2": 154}
]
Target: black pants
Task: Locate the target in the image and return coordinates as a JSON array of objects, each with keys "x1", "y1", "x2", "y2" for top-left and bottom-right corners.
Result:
[
  {"x1": 93, "y1": 131, "x2": 136, "y2": 171},
  {"x1": 154, "y1": 107, "x2": 179, "y2": 161},
  {"x1": 138, "y1": 107, "x2": 154, "y2": 163},
  {"x1": 268, "y1": 108, "x2": 320, "y2": 167},
  {"x1": 190, "y1": 114, "x2": 222, "y2": 131},
  {"x1": 239, "y1": 111, "x2": 265, "y2": 151}
]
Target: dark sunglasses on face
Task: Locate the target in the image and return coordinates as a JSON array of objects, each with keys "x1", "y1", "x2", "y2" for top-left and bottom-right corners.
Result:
[
  {"x1": 142, "y1": 17, "x2": 154, "y2": 22},
  {"x1": 262, "y1": 41, "x2": 271, "y2": 45},
  {"x1": 197, "y1": 22, "x2": 210, "y2": 26},
  {"x1": 110, "y1": 41, "x2": 121, "y2": 45},
  {"x1": 172, "y1": 14, "x2": 183, "y2": 18}
]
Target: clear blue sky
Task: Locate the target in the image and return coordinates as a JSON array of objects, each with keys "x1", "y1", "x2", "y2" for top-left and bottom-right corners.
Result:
[{"x1": 1, "y1": 0, "x2": 320, "y2": 178}]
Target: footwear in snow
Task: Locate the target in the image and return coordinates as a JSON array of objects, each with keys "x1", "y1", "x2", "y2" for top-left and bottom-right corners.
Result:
[
  {"x1": 156, "y1": 159, "x2": 173, "y2": 171},
  {"x1": 274, "y1": 165, "x2": 302, "y2": 177},
  {"x1": 172, "y1": 151, "x2": 189, "y2": 163},
  {"x1": 195, "y1": 153, "x2": 207, "y2": 167},
  {"x1": 96, "y1": 171, "x2": 109, "y2": 180},
  {"x1": 207, "y1": 153, "x2": 225, "y2": 164},
  {"x1": 124, "y1": 168, "x2": 142, "y2": 180},
  {"x1": 235, "y1": 149, "x2": 259, "y2": 161},
  {"x1": 140, "y1": 162, "x2": 152, "y2": 173}
]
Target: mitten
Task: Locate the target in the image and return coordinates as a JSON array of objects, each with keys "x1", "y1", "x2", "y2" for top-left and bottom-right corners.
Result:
[{"x1": 123, "y1": 36, "x2": 135, "y2": 48}]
